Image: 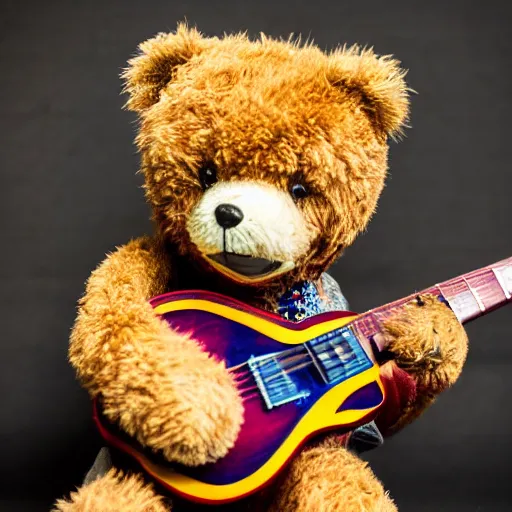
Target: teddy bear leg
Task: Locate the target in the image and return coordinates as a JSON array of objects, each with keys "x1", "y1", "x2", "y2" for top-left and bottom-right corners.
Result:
[
  {"x1": 268, "y1": 439, "x2": 396, "y2": 512},
  {"x1": 53, "y1": 468, "x2": 170, "y2": 512}
]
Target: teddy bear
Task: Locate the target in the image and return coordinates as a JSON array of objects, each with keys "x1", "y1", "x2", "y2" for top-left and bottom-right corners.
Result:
[{"x1": 54, "y1": 24, "x2": 468, "y2": 512}]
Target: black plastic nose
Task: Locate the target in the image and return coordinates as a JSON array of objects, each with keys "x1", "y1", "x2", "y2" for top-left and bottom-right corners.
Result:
[{"x1": 215, "y1": 203, "x2": 244, "y2": 229}]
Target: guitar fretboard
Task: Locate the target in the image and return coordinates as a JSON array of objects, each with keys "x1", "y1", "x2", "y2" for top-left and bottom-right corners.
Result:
[{"x1": 354, "y1": 256, "x2": 512, "y2": 340}]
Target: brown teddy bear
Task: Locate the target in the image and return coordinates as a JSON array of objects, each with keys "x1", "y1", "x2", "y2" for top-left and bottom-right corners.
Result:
[{"x1": 54, "y1": 24, "x2": 468, "y2": 512}]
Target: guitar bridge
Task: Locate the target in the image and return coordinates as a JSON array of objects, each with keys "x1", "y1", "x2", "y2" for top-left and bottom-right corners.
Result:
[{"x1": 248, "y1": 354, "x2": 310, "y2": 410}]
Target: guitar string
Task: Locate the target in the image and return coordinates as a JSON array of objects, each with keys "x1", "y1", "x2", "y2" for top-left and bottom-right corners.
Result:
[
  {"x1": 231, "y1": 348, "x2": 311, "y2": 382},
  {"x1": 236, "y1": 351, "x2": 311, "y2": 377},
  {"x1": 228, "y1": 344, "x2": 305, "y2": 373},
  {"x1": 237, "y1": 356, "x2": 362, "y2": 399},
  {"x1": 236, "y1": 358, "x2": 314, "y2": 395},
  {"x1": 235, "y1": 351, "x2": 362, "y2": 395},
  {"x1": 229, "y1": 337, "x2": 355, "y2": 378},
  {"x1": 228, "y1": 319, "x2": 370, "y2": 377},
  {"x1": 233, "y1": 347, "x2": 357, "y2": 380},
  {"x1": 232, "y1": 341, "x2": 358, "y2": 381}
]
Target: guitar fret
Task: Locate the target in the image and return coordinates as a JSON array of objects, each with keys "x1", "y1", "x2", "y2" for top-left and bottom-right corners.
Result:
[
  {"x1": 494, "y1": 265, "x2": 512, "y2": 299},
  {"x1": 353, "y1": 312, "x2": 382, "y2": 340},
  {"x1": 462, "y1": 276, "x2": 485, "y2": 313},
  {"x1": 438, "y1": 279, "x2": 481, "y2": 323},
  {"x1": 466, "y1": 268, "x2": 508, "y2": 311},
  {"x1": 493, "y1": 268, "x2": 511, "y2": 299}
]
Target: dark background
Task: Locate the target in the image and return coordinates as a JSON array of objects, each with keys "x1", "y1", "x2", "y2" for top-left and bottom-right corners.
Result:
[{"x1": 1, "y1": 0, "x2": 511, "y2": 510}]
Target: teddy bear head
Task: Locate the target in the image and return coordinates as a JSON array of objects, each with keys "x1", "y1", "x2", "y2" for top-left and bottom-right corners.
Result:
[{"x1": 123, "y1": 24, "x2": 409, "y2": 288}]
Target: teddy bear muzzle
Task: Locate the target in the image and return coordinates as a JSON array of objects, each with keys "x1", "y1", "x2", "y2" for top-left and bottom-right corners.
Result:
[{"x1": 186, "y1": 180, "x2": 316, "y2": 282}]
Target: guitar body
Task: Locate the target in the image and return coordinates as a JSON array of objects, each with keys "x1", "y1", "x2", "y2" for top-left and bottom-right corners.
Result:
[
  {"x1": 93, "y1": 257, "x2": 512, "y2": 505},
  {"x1": 95, "y1": 290, "x2": 385, "y2": 504}
]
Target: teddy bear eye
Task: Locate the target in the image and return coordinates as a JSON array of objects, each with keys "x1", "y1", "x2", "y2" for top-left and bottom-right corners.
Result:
[
  {"x1": 290, "y1": 183, "x2": 309, "y2": 200},
  {"x1": 199, "y1": 163, "x2": 218, "y2": 190}
]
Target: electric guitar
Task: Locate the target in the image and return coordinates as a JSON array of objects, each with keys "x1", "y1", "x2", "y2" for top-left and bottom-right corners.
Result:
[{"x1": 94, "y1": 256, "x2": 512, "y2": 505}]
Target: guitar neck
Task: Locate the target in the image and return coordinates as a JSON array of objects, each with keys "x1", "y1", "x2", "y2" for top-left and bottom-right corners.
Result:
[{"x1": 355, "y1": 256, "x2": 512, "y2": 339}]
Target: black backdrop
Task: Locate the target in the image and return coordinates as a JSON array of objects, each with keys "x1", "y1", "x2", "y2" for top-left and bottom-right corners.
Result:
[{"x1": 1, "y1": 0, "x2": 511, "y2": 510}]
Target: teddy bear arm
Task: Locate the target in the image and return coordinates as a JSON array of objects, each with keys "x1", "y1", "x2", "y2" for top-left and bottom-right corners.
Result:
[
  {"x1": 69, "y1": 236, "x2": 244, "y2": 466},
  {"x1": 53, "y1": 468, "x2": 170, "y2": 512},
  {"x1": 69, "y1": 235, "x2": 169, "y2": 394},
  {"x1": 267, "y1": 438, "x2": 397, "y2": 512}
]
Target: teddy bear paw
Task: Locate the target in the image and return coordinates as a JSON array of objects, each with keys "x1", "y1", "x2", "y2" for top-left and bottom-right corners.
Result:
[
  {"x1": 99, "y1": 333, "x2": 245, "y2": 467},
  {"x1": 381, "y1": 293, "x2": 468, "y2": 392}
]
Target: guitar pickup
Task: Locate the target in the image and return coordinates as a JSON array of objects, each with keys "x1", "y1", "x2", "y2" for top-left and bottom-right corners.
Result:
[
  {"x1": 248, "y1": 354, "x2": 310, "y2": 410},
  {"x1": 306, "y1": 326, "x2": 372, "y2": 384}
]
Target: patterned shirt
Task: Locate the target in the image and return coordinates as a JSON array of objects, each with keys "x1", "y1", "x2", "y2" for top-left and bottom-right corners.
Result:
[{"x1": 277, "y1": 273, "x2": 350, "y2": 322}]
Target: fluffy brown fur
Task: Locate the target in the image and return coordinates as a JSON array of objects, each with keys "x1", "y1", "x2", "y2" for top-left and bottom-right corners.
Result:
[
  {"x1": 380, "y1": 294, "x2": 468, "y2": 434},
  {"x1": 268, "y1": 438, "x2": 397, "y2": 512},
  {"x1": 69, "y1": 236, "x2": 244, "y2": 465},
  {"x1": 127, "y1": 24, "x2": 408, "y2": 288},
  {"x1": 57, "y1": 24, "x2": 469, "y2": 511},
  {"x1": 53, "y1": 470, "x2": 167, "y2": 512}
]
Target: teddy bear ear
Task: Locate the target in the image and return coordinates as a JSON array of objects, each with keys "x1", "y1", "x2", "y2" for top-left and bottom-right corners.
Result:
[
  {"x1": 122, "y1": 23, "x2": 209, "y2": 113},
  {"x1": 326, "y1": 46, "x2": 411, "y2": 138}
]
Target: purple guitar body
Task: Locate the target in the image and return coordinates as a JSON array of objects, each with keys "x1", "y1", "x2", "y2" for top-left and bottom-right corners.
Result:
[{"x1": 94, "y1": 256, "x2": 512, "y2": 505}]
